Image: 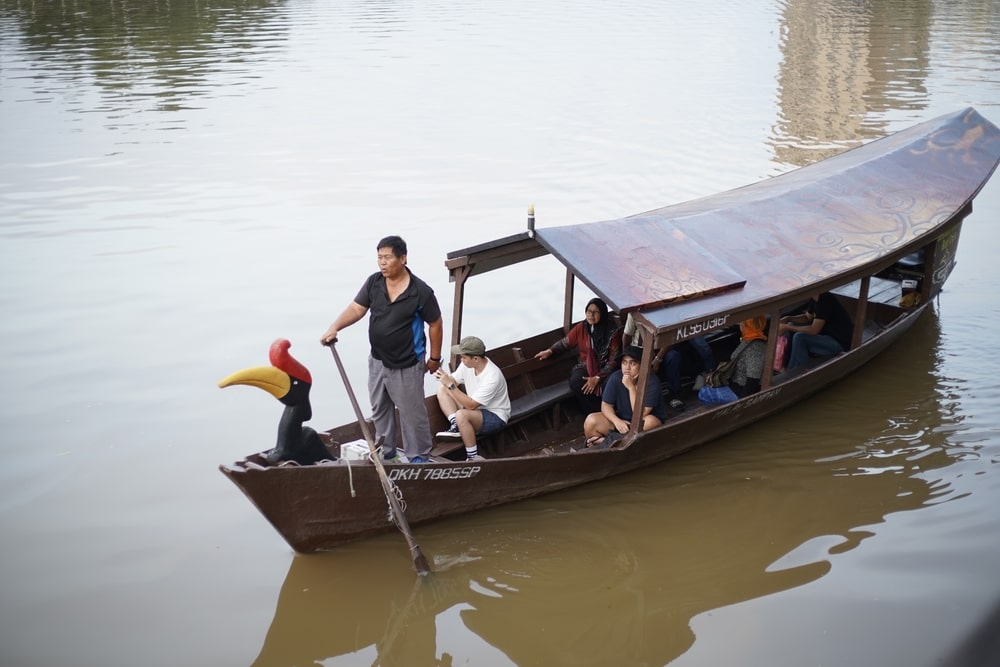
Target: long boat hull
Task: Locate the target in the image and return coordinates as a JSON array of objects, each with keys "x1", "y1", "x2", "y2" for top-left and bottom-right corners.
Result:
[{"x1": 222, "y1": 303, "x2": 925, "y2": 553}]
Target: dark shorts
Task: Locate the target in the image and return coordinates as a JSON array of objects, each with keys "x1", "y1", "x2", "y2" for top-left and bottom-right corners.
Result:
[{"x1": 478, "y1": 408, "x2": 506, "y2": 436}]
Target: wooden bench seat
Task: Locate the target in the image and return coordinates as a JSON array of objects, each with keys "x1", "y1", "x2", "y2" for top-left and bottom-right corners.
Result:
[
  {"x1": 510, "y1": 381, "x2": 573, "y2": 424},
  {"x1": 500, "y1": 348, "x2": 576, "y2": 435}
]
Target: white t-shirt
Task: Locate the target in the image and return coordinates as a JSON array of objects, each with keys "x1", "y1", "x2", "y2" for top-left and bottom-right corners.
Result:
[{"x1": 452, "y1": 358, "x2": 511, "y2": 423}]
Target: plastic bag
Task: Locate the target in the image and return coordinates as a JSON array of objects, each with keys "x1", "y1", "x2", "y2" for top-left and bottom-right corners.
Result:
[
  {"x1": 774, "y1": 334, "x2": 788, "y2": 373},
  {"x1": 698, "y1": 385, "x2": 738, "y2": 404}
]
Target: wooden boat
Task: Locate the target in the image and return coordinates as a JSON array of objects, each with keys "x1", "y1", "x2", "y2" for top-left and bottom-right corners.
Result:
[{"x1": 219, "y1": 107, "x2": 1000, "y2": 554}]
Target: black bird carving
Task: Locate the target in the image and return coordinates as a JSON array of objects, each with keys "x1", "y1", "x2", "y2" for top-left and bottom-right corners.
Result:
[{"x1": 218, "y1": 339, "x2": 333, "y2": 465}]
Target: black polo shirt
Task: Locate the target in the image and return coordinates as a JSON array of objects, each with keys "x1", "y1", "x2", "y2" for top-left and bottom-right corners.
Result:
[{"x1": 354, "y1": 269, "x2": 441, "y2": 369}]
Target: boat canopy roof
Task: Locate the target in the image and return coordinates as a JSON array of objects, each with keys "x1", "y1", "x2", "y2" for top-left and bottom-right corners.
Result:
[{"x1": 532, "y1": 107, "x2": 1000, "y2": 333}]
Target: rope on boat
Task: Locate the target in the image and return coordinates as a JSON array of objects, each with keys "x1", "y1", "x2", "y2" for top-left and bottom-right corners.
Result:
[
  {"x1": 387, "y1": 490, "x2": 409, "y2": 524},
  {"x1": 392, "y1": 481, "x2": 407, "y2": 512},
  {"x1": 344, "y1": 456, "x2": 356, "y2": 497},
  {"x1": 367, "y1": 444, "x2": 409, "y2": 524}
]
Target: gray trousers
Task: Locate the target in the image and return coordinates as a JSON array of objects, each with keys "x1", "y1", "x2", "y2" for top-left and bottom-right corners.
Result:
[{"x1": 367, "y1": 355, "x2": 432, "y2": 459}]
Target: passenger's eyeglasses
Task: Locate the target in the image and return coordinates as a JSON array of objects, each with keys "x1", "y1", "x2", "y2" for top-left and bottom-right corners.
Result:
[{"x1": 585, "y1": 309, "x2": 601, "y2": 315}]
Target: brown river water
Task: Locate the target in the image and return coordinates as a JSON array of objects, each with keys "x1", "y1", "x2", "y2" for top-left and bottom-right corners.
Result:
[{"x1": 2, "y1": 1, "x2": 1000, "y2": 665}]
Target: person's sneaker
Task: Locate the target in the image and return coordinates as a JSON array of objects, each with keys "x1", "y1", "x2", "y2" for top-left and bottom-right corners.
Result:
[
  {"x1": 435, "y1": 424, "x2": 461, "y2": 439},
  {"x1": 669, "y1": 398, "x2": 685, "y2": 411},
  {"x1": 383, "y1": 451, "x2": 409, "y2": 463},
  {"x1": 409, "y1": 455, "x2": 429, "y2": 464},
  {"x1": 467, "y1": 454, "x2": 485, "y2": 462}
]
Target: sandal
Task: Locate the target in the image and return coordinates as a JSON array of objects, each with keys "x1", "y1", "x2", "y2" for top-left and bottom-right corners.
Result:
[
  {"x1": 595, "y1": 430, "x2": 625, "y2": 449},
  {"x1": 575, "y1": 435, "x2": 604, "y2": 452}
]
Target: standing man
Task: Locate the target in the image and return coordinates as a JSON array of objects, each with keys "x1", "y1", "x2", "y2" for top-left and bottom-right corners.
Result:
[
  {"x1": 321, "y1": 236, "x2": 443, "y2": 463},
  {"x1": 433, "y1": 336, "x2": 511, "y2": 461}
]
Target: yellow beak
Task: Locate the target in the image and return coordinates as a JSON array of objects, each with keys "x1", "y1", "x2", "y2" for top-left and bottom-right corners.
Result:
[{"x1": 218, "y1": 365, "x2": 291, "y2": 400}]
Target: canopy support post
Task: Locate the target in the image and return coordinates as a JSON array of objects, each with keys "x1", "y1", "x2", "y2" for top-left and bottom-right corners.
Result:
[
  {"x1": 562, "y1": 268, "x2": 575, "y2": 333},
  {"x1": 449, "y1": 265, "x2": 471, "y2": 362},
  {"x1": 761, "y1": 312, "x2": 783, "y2": 390},
  {"x1": 851, "y1": 276, "x2": 871, "y2": 349}
]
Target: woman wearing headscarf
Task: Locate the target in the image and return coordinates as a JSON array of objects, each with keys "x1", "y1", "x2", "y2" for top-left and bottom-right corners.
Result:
[
  {"x1": 730, "y1": 316, "x2": 768, "y2": 397},
  {"x1": 698, "y1": 316, "x2": 768, "y2": 404},
  {"x1": 535, "y1": 297, "x2": 622, "y2": 413}
]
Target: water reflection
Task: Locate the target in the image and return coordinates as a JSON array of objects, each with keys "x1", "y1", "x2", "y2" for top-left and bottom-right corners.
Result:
[
  {"x1": 673, "y1": 307, "x2": 999, "y2": 664},
  {"x1": 250, "y1": 557, "x2": 450, "y2": 667},
  {"x1": 0, "y1": 0, "x2": 290, "y2": 117},
  {"x1": 770, "y1": 0, "x2": 931, "y2": 167},
  {"x1": 249, "y1": 534, "x2": 826, "y2": 667},
  {"x1": 248, "y1": 311, "x2": 970, "y2": 666}
]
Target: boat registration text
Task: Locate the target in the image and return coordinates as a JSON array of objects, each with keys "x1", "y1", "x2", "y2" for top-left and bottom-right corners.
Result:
[{"x1": 388, "y1": 466, "x2": 483, "y2": 481}]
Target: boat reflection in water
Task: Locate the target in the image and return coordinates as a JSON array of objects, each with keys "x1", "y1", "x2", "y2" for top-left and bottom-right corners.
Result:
[{"x1": 249, "y1": 312, "x2": 968, "y2": 666}]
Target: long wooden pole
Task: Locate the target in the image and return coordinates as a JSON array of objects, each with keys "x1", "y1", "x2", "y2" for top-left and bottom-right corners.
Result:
[{"x1": 328, "y1": 343, "x2": 431, "y2": 575}]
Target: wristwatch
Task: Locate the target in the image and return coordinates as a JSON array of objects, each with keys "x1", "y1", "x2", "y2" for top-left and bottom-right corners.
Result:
[{"x1": 429, "y1": 356, "x2": 442, "y2": 363}]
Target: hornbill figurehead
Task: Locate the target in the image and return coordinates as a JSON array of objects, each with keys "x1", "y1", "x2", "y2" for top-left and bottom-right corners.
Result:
[{"x1": 218, "y1": 339, "x2": 332, "y2": 464}]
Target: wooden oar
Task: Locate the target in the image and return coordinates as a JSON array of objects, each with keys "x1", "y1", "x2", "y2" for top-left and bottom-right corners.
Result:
[{"x1": 328, "y1": 342, "x2": 431, "y2": 575}]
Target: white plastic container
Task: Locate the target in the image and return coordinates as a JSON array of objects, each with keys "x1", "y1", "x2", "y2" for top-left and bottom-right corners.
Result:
[{"x1": 339, "y1": 439, "x2": 370, "y2": 461}]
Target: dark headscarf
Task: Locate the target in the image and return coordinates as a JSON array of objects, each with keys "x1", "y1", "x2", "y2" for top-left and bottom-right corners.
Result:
[
  {"x1": 586, "y1": 297, "x2": 616, "y2": 369},
  {"x1": 587, "y1": 297, "x2": 615, "y2": 356}
]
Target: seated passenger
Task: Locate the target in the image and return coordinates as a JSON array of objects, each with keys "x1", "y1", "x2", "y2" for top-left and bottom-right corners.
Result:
[
  {"x1": 660, "y1": 336, "x2": 715, "y2": 410},
  {"x1": 730, "y1": 316, "x2": 768, "y2": 397},
  {"x1": 698, "y1": 316, "x2": 768, "y2": 404},
  {"x1": 434, "y1": 336, "x2": 510, "y2": 461},
  {"x1": 535, "y1": 297, "x2": 622, "y2": 414},
  {"x1": 623, "y1": 312, "x2": 714, "y2": 412},
  {"x1": 778, "y1": 292, "x2": 853, "y2": 369},
  {"x1": 582, "y1": 345, "x2": 667, "y2": 448}
]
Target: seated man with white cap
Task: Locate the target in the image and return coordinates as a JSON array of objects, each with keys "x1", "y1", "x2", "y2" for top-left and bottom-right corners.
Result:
[{"x1": 433, "y1": 336, "x2": 511, "y2": 461}]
